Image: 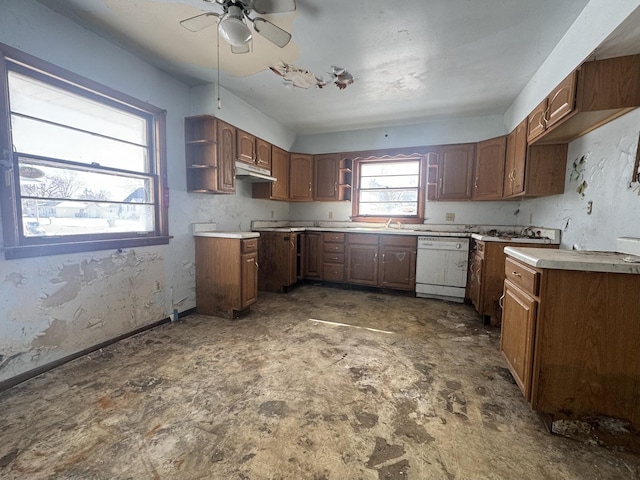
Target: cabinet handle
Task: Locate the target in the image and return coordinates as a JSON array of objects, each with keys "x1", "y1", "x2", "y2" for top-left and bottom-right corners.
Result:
[
  {"x1": 499, "y1": 293, "x2": 505, "y2": 309},
  {"x1": 255, "y1": 261, "x2": 259, "y2": 270},
  {"x1": 309, "y1": 182, "x2": 312, "y2": 192},
  {"x1": 374, "y1": 253, "x2": 378, "y2": 263},
  {"x1": 439, "y1": 178, "x2": 443, "y2": 190},
  {"x1": 334, "y1": 182, "x2": 337, "y2": 192},
  {"x1": 511, "y1": 271, "x2": 521, "y2": 277},
  {"x1": 474, "y1": 178, "x2": 478, "y2": 189}
]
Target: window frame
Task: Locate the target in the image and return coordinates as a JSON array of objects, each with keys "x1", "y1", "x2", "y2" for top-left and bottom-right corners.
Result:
[
  {"x1": 351, "y1": 153, "x2": 427, "y2": 224},
  {"x1": 0, "y1": 42, "x2": 169, "y2": 260}
]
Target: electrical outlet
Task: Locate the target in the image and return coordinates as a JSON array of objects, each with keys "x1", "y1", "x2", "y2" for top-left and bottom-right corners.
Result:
[
  {"x1": 445, "y1": 212, "x2": 455, "y2": 222},
  {"x1": 587, "y1": 201, "x2": 593, "y2": 215},
  {"x1": 271, "y1": 210, "x2": 274, "y2": 218},
  {"x1": 328, "y1": 211, "x2": 333, "y2": 219},
  {"x1": 529, "y1": 213, "x2": 533, "y2": 224}
]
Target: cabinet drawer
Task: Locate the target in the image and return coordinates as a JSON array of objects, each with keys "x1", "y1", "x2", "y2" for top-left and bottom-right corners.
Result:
[
  {"x1": 242, "y1": 238, "x2": 258, "y2": 253},
  {"x1": 505, "y1": 257, "x2": 539, "y2": 295},
  {"x1": 323, "y1": 264, "x2": 345, "y2": 282},
  {"x1": 348, "y1": 233, "x2": 379, "y2": 245},
  {"x1": 381, "y1": 235, "x2": 417, "y2": 248},
  {"x1": 324, "y1": 243, "x2": 345, "y2": 253},
  {"x1": 323, "y1": 253, "x2": 344, "y2": 264},
  {"x1": 323, "y1": 233, "x2": 345, "y2": 243}
]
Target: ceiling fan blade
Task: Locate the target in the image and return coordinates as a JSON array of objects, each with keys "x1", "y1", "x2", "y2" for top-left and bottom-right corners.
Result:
[
  {"x1": 250, "y1": 0, "x2": 296, "y2": 14},
  {"x1": 180, "y1": 12, "x2": 220, "y2": 32},
  {"x1": 231, "y1": 41, "x2": 253, "y2": 54},
  {"x1": 252, "y1": 17, "x2": 292, "y2": 47}
]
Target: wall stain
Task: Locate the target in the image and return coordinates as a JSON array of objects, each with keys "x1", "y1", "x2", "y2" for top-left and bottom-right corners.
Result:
[
  {"x1": 31, "y1": 319, "x2": 68, "y2": 348},
  {"x1": 4, "y1": 272, "x2": 26, "y2": 287}
]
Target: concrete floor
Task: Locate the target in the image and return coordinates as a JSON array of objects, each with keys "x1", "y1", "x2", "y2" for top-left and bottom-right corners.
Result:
[{"x1": 1, "y1": 284, "x2": 639, "y2": 479}]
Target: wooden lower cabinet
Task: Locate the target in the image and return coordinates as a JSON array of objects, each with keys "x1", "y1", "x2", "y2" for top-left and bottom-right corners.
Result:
[
  {"x1": 469, "y1": 239, "x2": 557, "y2": 325},
  {"x1": 322, "y1": 232, "x2": 346, "y2": 282},
  {"x1": 346, "y1": 234, "x2": 416, "y2": 290},
  {"x1": 501, "y1": 255, "x2": 640, "y2": 438},
  {"x1": 195, "y1": 236, "x2": 258, "y2": 319},
  {"x1": 305, "y1": 232, "x2": 322, "y2": 279},
  {"x1": 257, "y1": 231, "x2": 301, "y2": 292}
]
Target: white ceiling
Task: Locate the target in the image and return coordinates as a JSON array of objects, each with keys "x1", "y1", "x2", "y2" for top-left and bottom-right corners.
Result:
[{"x1": 37, "y1": 0, "x2": 610, "y2": 135}]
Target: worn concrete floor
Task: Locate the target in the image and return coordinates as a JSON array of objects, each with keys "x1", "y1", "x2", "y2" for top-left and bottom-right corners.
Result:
[{"x1": 1, "y1": 284, "x2": 639, "y2": 479}]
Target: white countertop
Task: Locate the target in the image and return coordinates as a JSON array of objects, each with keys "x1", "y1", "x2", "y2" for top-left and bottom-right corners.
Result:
[
  {"x1": 504, "y1": 247, "x2": 640, "y2": 274},
  {"x1": 471, "y1": 233, "x2": 558, "y2": 244},
  {"x1": 254, "y1": 227, "x2": 471, "y2": 237},
  {"x1": 194, "y1": 231, "x2": 260, "y2": 239}
]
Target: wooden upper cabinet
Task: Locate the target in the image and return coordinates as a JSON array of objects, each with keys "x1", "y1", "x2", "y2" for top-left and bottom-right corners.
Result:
[
  {"x1": 546, "y1": 73, "x2": 577, "y2": 128},
  {"x1": 504, "y1": 119, "x2": 527, "y2": 197},
  {"x1": 256, "y1": 138, "x2": 272, "y2": 171},
  {"x1": 528, "y1": 54, "x2": 640, "y2": 144},
  {"x1": 528, "y1": 72, "x2": 577, "y2": 142},
  {"x1": 472, "y1": 136, "x2": 506, "y2": 200},
  {"x1": 254, "y1": 146, "x2": 288, "y2": 200},
  {"x1": 438, "y1": 144, "x2": 475, "y2": 200},
  {"x1": 289, "y1": 153, "x2": 313, "y2": 201},
  {"x1": 237, "y1": 129, "x2": 256, "y2": 164},
  {"x1": 313, "y1": 153, "x2": 339, "y2": 201},
  {"x1": 238, "y1": 130, "x2": 272, "y2": 171},
  {"x1": 216, "y1": 120, "x2": 236, "y2": 193}
]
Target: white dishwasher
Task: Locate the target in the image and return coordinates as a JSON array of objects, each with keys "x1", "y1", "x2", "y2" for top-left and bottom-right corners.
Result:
[{"x1": 415, "y1": 236, "x2": 469, "y2": 302}]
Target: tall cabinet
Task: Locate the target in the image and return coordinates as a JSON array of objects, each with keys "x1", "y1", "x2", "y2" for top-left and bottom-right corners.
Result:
[{"x1": 185, "y1": 116, "x2": 236, "y2": 194}]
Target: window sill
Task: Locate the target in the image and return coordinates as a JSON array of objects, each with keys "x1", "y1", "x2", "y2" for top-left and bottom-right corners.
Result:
[{"x1": 3, "y1": 236, "x2": 171, "y2": 260}]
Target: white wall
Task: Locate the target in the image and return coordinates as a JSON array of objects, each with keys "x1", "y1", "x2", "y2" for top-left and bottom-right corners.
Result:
[
  {"x1": 518, "y1": 109, "x2": 640, "y2": 251},
  {"x1": 293, "y1": 115, "x2": 506, "y2": 154}
]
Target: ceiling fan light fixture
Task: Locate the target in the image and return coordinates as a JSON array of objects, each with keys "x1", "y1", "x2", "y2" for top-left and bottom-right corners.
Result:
[{"x1": 219, "y1": 6, "x2": 252, "y2": 47}]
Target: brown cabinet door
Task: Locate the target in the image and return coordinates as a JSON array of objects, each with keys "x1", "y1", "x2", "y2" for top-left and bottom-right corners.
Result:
[
  {"x1": 472, "y1": 136, "x2": 506, "y2": 200},
  {"x1": 289, "y1": 153, "x2": 313, "y2": 200},
  {"x1": 305, "y1": 233, "x2": 322, "y2": 279},
  {"x1": 313, "y1": 153, "x2": 339, "y2": 201},
  {"x1": 379, "y1": 246, "x2": 416, "y2": 290},
  {"x1": 347, "y1": 244, "x2": 379, "y2": 285},
  {"x1": 527, "y1": 99, "x2": 548, "y2": 142},
  {"x1": 270, "y1": 146, "x2": 289, "y2": 200},
  {"x1": 237, "y1": 129, "x2": 256, "y2": 164},
  {"x1": 241, "y1": 252, "x2": 258, "y2": 308},
  {"x1": 504, "y1": 119, "x2": 527, "y2": 197},
  {"x1": 500, "y1": 280, "x2": 537, "y2": 400},
  {"x1": 438, "y1": 144, "x2": 475, "y2": 200},
  {"x1": 546, "y1": 72, "x2": 576, "y2": 128},
  {"x1": 216, "y1": 120, "x2": 236, "y2": 193},
  {"x1": 256, "y1": 138, "x2": 272, "y2": 171}
]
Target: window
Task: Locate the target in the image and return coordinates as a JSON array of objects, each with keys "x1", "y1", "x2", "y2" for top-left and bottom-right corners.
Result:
[
  {"x1": 0, "y1": 43, "x2": 168, "y2": 259},
  {"x1": 351, "y1": 154, "x2": 426, "y2": 223}
]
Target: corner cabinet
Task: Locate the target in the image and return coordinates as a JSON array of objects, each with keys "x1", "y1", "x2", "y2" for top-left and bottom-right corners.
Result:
[
  {"x1": 504, "y1": 118, "x2": 568, "y2": 198},
  {"x1": 528, "y1": 54, "x2": 640, "y2": 145},
  {"x1": 185, "y1": 116, "x2": 235, "y2": 194},
  {"x1": 195, "y1": 236, "x2": 258, "y2": 319},
  {"x1": 501, "y1": 254, "x2": 640, "y2": 441}
]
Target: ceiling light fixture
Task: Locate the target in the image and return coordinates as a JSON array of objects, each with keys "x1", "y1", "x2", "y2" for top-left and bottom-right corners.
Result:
[{"x1": 218, "y1": 5, "x2": 252, "y2": 47}]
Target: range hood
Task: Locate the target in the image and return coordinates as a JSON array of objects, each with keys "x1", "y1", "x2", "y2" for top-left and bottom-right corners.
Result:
[{"x1": 235, "y1": 161, "x2": 277, "y2": 183}]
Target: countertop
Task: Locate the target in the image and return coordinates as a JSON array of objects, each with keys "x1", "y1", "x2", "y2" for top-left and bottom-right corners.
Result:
[
  {"x1": 504, "y1": 247, "x2": 640, "y2": 274},
  {"x1": 193, "y1": 231, "x2": 260, "y2": 239},
  {"x1": 471, "y1": 233, "x2": 558, "y2": 244},
  {"x1": 253, "y1": 227, "x2": 472, "y2": 237}
]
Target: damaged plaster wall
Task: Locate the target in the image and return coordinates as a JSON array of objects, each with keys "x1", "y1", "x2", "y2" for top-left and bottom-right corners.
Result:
[{"x1": 517, "y1": 109, "x2": 640, "y2": 251}]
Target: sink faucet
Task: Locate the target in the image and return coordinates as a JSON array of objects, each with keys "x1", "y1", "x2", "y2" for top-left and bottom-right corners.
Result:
[{"x1": 385, "y1": 218, "x2": 393, "y2": 229}]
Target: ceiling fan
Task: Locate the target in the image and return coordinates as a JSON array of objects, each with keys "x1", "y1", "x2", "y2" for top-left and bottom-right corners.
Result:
[{"x1": 180, "y1": 0, "x2": 296, "y2": 54}]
